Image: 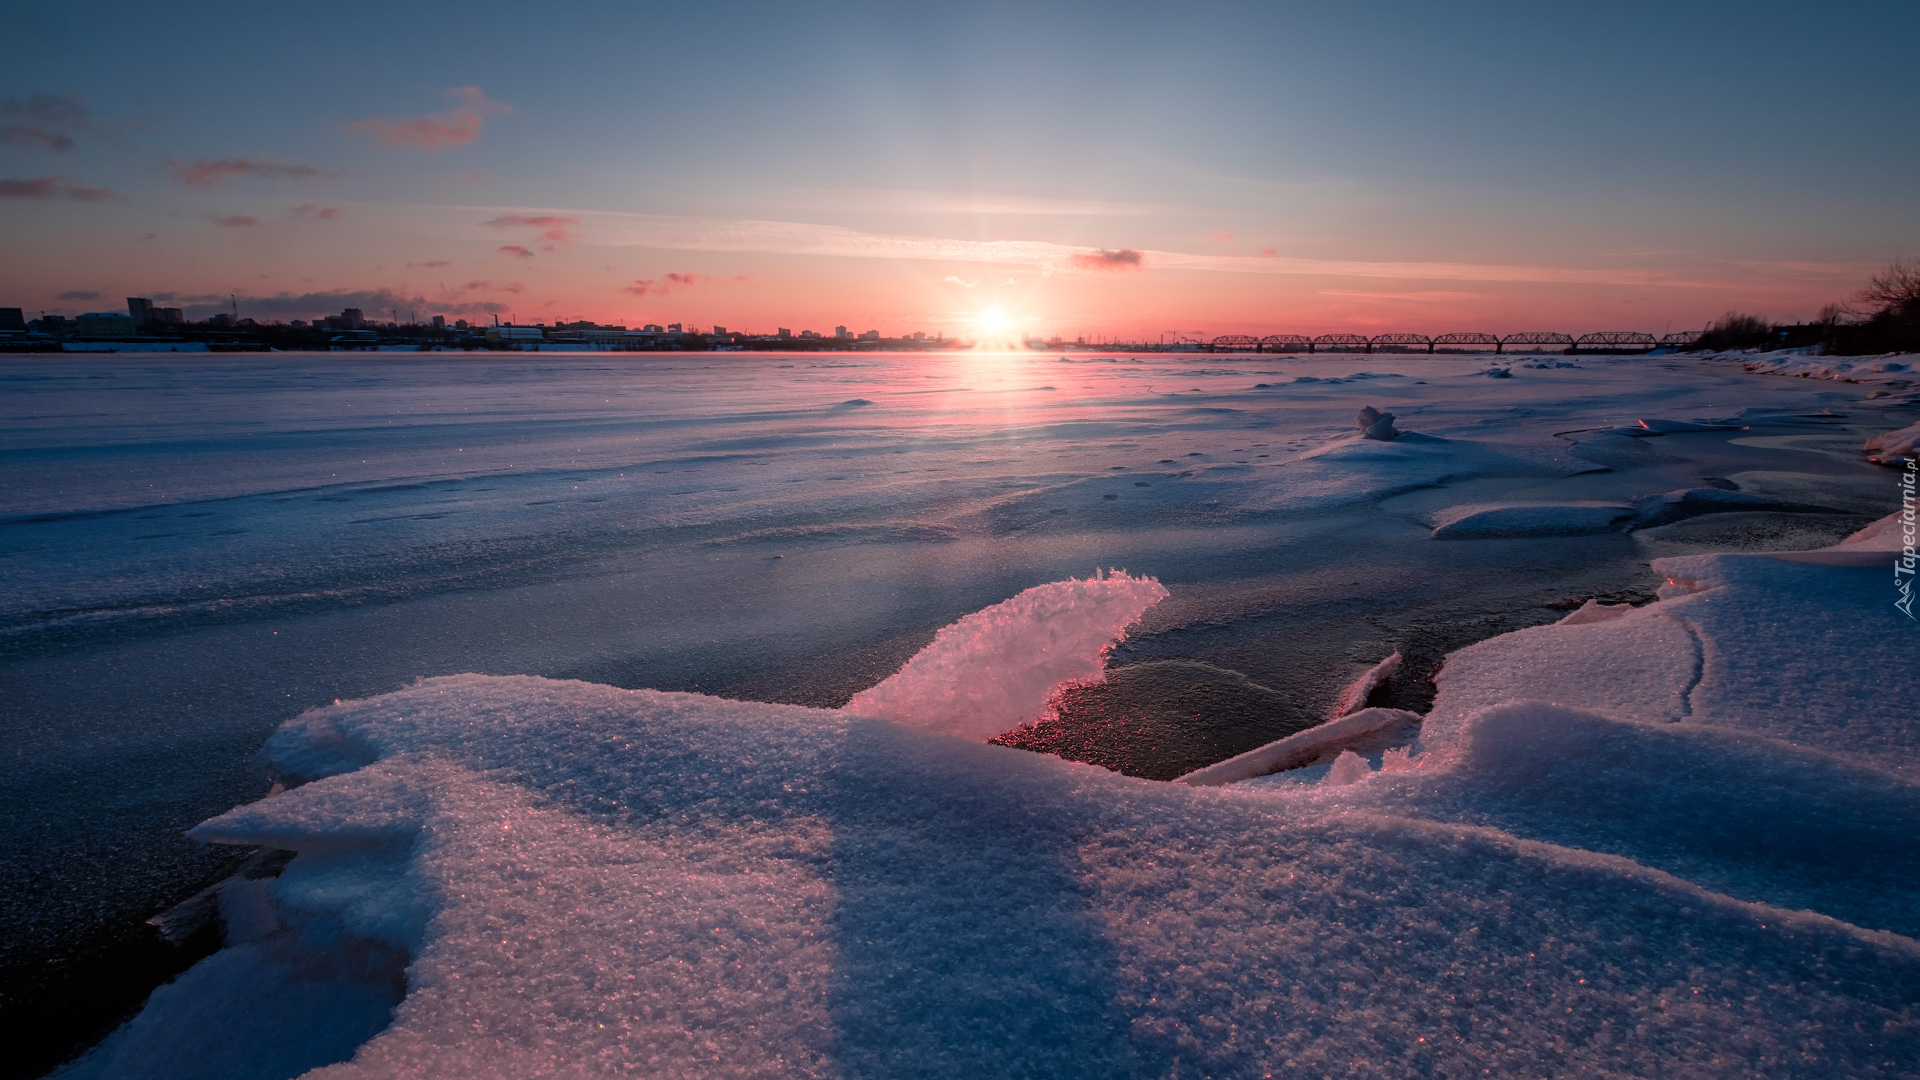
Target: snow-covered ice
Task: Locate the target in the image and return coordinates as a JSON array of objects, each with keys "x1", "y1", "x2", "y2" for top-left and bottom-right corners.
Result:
[
  {"x1": 65, "y1": 506, "x2": 1920, "y2": 1079},
  {"x1": 9, "y1": 349, "x2": 1920, "y2": 1078}
]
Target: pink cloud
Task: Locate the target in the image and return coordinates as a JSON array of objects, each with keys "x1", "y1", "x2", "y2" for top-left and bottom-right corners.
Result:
[
  {"x1": 1259, "y1": 248, "x2": 1278, "y2": 258},
  {"x1": 0, "y1": 175, "x2": 120, "y2": 200},
  {"x1": 349, "y1": 87, "x2": 511, "y2": 150},
  {"x1": 486, "y1": 213, "x2": 580, "y2": 251},
  {"x1": 408, "y1": 260, "x2": 452, "y2": 269},
  {"x1": 1206, "y1": 229, "x2": 1235, "y2": 242},
  {"x1": 498, "y1": 245, "x2": 534, "y2": 259},
  {"x1": 214, "y1": 215, "x2": 259, "y2": 227},
  {"x1": 1069, "y1": 247, "x2": 1145, "y2": 272},
  {"x1": 457, "y1": 280, "x2": 526, "y2": 294},
  {"x1": 623, "y1": 272, "x2": 713, "y2": 297},
  {"x1": 172, "y1": 157, "x2": 327, "y2": 187},
  {"x1": 290, "y1": 203, "x2": 340, "y2": 220}
]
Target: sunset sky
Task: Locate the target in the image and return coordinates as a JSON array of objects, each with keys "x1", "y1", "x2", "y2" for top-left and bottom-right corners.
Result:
[{"x1": 4, "y1": 0, "x2": 1917, "y2": 338}]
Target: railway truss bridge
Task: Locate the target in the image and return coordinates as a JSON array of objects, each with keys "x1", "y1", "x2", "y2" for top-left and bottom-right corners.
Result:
[{"x1": 1205, "y1": 330, "x2": 1700, "y2": 354}]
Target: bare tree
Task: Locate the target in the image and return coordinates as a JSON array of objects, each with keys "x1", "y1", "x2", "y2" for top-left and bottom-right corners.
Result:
[{"x1": 1858, "y1": 258, "x2": 1920, "y2": 311}]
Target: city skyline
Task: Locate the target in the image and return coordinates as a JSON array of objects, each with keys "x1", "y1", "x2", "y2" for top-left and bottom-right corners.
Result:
[{"x1": 4, "y1": 1, "x2": 1917, "y2": 339}]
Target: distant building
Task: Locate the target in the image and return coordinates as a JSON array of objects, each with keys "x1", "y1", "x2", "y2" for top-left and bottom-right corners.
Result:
[
  {"x1": 339, "y1": 308, "x2": 366, "y2": 330},
  {"x1": 431, "y1": 315, "x2": 446, "y2": 330},
  {"x1": 834, "y1": 325, "x2": 850, "y2": 340},
  {"x1": 712, "y1": 325, "x2": 726, "y2": 336},
  {"x1": 31, "y1": 314, "x2": 72, "y2": 335},
  {"x1": 158, "y1": 308, "x2": 184, "y2": 325},
  {"x1": 642, "y1": 324, "x2": 663, "y2": 333},
  {"x1": 485, "y1": 326, "x2": 545, "y2": 344},
  {"x1": 0, "y1": 307, "x2": 25, "y2": 334},
  {"x1": 127, "y1": 297, "x2": 155, "y2": 328},
  {"x1": 777, "y1": 327, "x2": 791, "y2": 339},
  {"x1": 667, "y1": 322, "x2": 683, "y2": 333},
  {"x1": 857, "y1": 330, "x2": 879, "y2": 341},
  {"x1": 799, "y1": 329, "x2": 820, "y2": 340},
  {"x1": 455, "y1": 319, "x2": 469, "y2": 330},
  {"x1": 76, "y1": 312, "x2": 137, "y2": 338},
  {"x1": 290, "y1": 320, "x2": 308, "y2": 328},
  {"x1": 912, "y1": 331, "x2": 926, "y2": 341}
]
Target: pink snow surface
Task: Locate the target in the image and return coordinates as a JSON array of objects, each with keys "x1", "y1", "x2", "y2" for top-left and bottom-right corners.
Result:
[{"x1": 76, "y1": 513, "x2": 1920, "y2": 1079}]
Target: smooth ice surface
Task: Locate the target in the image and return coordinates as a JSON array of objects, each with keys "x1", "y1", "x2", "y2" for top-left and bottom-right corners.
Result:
[{"x1": 1428, "y1": 501, "x2": 1632, "y2": 538}]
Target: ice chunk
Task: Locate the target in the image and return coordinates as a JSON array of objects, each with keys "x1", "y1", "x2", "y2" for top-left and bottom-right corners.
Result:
[
  {"x1": 1323, "y1": 749, "x2": 1372, "y2": 786},
  {"x1": 1176, "y1": 706, "x2": 1422, "y2": 786},
  {"x1": 1430, "y1": 501, "x2": 1633, "y2": 538},
  {"x1": 843, "y1": 571, "x2": 1168, "y2": 740},
  {"x1": 1355, "y1": 405, "x2": 1399, "y2": 441},
  {"x1": 1332, "y1": 650, "x2": 1400, "y2": 716}
]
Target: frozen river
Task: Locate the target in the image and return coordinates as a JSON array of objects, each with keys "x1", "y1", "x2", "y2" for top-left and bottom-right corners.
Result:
[{"x1": 1, "y1": 349, "x2": 1908, "y2": 1075}]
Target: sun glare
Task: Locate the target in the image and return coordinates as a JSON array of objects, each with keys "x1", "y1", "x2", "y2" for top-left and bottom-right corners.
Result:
[{"x1": 977, "y1": 308, "x2": 1012, "y2": 336}]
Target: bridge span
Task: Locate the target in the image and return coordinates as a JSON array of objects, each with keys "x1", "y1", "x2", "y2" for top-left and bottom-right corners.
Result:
[{"x1": 1206, "y1": 330, "x2": 1700, "y2": 354}]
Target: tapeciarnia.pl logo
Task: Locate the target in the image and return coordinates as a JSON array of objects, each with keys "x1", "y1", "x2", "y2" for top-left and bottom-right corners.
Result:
[{"x1": 1898, "y1": 457, "x2": 1917, "y2": 620}]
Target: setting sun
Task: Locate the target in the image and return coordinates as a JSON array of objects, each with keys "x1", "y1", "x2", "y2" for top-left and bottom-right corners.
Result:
[{"x1": 976, "y1": 308, "x2": 1013, "y2": 337}]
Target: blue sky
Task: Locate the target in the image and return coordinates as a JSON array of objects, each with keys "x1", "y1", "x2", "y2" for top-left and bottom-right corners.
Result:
[{"x1": 4, "y1": 0, "x2": 1916, "y2": 334}]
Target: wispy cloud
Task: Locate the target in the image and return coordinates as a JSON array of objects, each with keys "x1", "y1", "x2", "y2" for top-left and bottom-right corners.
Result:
[
  {"x1": 213, "y1": 215, "x2": 259, "y2": 227},
  {"x1": 172, "y1": 157, "x2": 328, "y2": 187},
  {"x1": 1318, "y1": 289, "x2": 1497, "y2": 304},
  {"x1": 621, "y1": 272, "x2": 710, "y2": 297},
  {"x1": 59, "y1": 289, "x2": 102, "y2": 300},
  {"x1": 408, "y1": 260, "x2": 452, "y2": 269},
  {"x1": 453, "y1": 279, "x2": 526, "y2": 294},
  {"x1": 289, "y1": 203, "x2": 340, "y2": 221},
  {"x1": 0, "y1": 175, "x2": 120, "y2": 200},
  {"x1": 498, "y1": 245, "x2": 534, "y2": 259},
  {"x1": 486, "y1": 213, "x2": 578, "y2": 251},
  {"x1": 1070, "y1": 247, "x2": 1145, "y2": 272},
  {"x1": 349, "y1": 87, "x2": 510, "y2": 150},
  {"x1": 942, "y1": 275, "x2": 978, "y2": 287},
  {"x1": 0, "y1": 93, "x2": 88, "y2": 151},
  {"x1": 444, "y1": 206, "x2": 1722, "y2": 288},
  {"x1": 774, "y1": 188, "x2": 1189, "y2": 217}
]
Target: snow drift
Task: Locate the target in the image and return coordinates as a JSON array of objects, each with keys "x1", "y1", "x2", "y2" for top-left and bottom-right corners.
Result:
[{"x1": 69, "y1": 513, "x2": 1920, "y2": 1079}]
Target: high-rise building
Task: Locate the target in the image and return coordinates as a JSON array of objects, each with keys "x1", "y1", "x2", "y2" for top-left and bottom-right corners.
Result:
[
  {"x1": 431, "y1": 315, "x2": 446, "y2": 330},
  {"x1": 127, "y1": 297, "x2": 155, "y2": 328},
  {"x1": 0, "y1": 307, "x2": 26, "y2": 333},
  {"x1": 157, "y1": 308, "x2": 184, "y2": 325},
  {"x1": 777, "y1": 327, "x2": 791, "y2": 339},
  {"x1": 834, "y1": 325, "x2": 850, "y2": 339}
]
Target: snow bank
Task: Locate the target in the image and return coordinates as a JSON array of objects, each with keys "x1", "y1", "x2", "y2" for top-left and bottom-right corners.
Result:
[
  {"x1": 1429, "y1": 501, "x2": 1632, "y2": 538},
  {"x1": 843, "y1": 571, "x2": 1168, "y2": 740},
  {"x1": 1865, "y1": 420, "x2": 1920, "y2": 463},
  {"x1": 1712, "y1": 348, "x2": 1920, "y2": 395},
  {"x1": 1435, "y1": 509, "x2": 1916, "y2": 762},
  {"x1": 77, "y1": 551, "x2": 1920, "y2": 1078}
]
